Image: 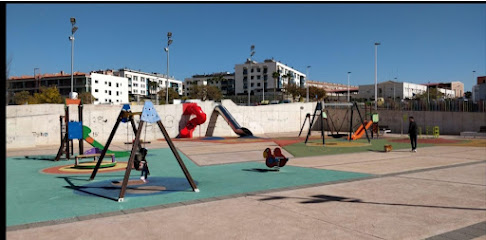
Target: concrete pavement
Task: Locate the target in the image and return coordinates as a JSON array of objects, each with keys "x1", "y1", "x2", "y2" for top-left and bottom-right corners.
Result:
[{"x1": 6, "y1": 135, "x2": 486, "y2": 240}]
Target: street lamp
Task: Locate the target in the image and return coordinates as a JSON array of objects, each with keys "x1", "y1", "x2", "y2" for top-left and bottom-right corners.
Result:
[
  {"x1": 164, "y1": 32, "x2": 173, "y2": 104},
  {"x1": 69, "y1": 17, "x2": 78, "y2": 99},
  {"x1": 248, "y1": 45, "x2": 255, "y2": 106},
  {"x1": 374, "y1": 42, "x2": 380, "y2": 111},
  {"x1": 347, "y1": 71, "x2": 351, "y2": 102},
  {"x1": 34, "y1": 68, "x2": 40, "y2": 93},
  {"x1": 306, "y1": 66, "x2": 311, "y2": 102}
]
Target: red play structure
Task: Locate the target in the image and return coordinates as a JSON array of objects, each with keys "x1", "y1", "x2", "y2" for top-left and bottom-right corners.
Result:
[{"x1": 179, "y1": 103, "x2": 207, "y2": 138}]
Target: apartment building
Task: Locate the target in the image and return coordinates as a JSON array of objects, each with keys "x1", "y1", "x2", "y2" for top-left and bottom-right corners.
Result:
[
  {"x1": 89, "y1": 72, "x2": 129, "y2": 105},
  {"x1": 113, "y1": 68, "x2": 183, "y2": 97},
  {"x1": 7, "y1": 71, "x2": 91, "y2": 104},
  {"x1": 425, "y1": 81, "x2": 464, "y2": 98},
  {"x1": 359, "y1": 81, "x2": 427, "y2": 100},
  {"x1": 234, "y1": 59, "x2": 306, "y2": 96},
  {"x1": 472, "y1": 76, "x2": 486, "y2": 102},
  {"x1": 183, "y1": 72, "x2": 235, "y2": 97}
]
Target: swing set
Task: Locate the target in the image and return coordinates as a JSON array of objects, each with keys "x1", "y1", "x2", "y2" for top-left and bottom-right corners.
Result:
[
  {"x1": 300, "y1": 101, "x2": 371, "y2": 145},
  {"x1": 89, "y1": 101, "x2": 199, "y2": 202}
]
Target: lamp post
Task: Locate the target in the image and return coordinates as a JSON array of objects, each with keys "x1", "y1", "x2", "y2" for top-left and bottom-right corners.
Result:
[
  {"x1": 427, "y1": 81, "x2": 430, "y2": 104},
  {"x1": 248, "y1": 45, "x2": 255, "y2": 106},
  {"x1": 347, "y1": 71, "x2": 351, "y2": 102},
  {"x1": 164, "y1": 32, "x2": 173, "y2": 104},
  {"x1": 69, "y1": 17, "x2": 78, "y2": 99},
  {"x1": 374, "y1": 42, "x2": 380, "y2": 111},
  {"x1": 34, "y1": 68, "x2": 40, "y2": 93},
  {"x1": 306, "y1": 66, "x2": 311, "y2": 102},
  {"x1": 394, "y1": 77, "x2": 397, "y2": 101}
]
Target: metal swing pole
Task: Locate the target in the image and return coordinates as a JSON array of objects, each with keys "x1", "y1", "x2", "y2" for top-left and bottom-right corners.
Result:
[{"x1": 118, "y1": 120, "x2": 145, "y2": 202}]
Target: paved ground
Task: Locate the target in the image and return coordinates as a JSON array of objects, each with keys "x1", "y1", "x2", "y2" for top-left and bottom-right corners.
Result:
[{"x1": 6, "y1": 133, "x2": 486, "y2": 240}]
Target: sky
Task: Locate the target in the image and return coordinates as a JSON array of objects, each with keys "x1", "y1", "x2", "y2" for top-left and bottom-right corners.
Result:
[{"x1": 6, "y1": 3, "x2": 486, "y2": 92}]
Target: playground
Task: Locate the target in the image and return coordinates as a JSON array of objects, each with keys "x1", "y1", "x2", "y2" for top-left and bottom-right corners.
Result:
[{"x1": 6, "y1": 100, "x2": 486, "y2": 239}]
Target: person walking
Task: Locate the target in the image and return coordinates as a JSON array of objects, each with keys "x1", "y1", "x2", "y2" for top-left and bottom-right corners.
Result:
[{"x1": 408, "y1": 116, "x2": 418, "y2": 152}]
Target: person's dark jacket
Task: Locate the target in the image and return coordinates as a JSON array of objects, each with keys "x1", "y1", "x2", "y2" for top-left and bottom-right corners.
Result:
[{"x1": 408, "y1": 121, "x2": 418, "y2": 136}]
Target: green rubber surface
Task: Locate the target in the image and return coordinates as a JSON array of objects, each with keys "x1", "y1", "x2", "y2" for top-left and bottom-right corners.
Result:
[
  {"x1": 7, "y1": 148, "x2": 372, "y2": 227},
  {"x1": 283, "y1": 138, "x2": 434, "y2": 157}
]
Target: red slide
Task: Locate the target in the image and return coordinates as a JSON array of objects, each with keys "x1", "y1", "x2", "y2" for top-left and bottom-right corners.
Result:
[{"x1": 179, "y1": 103, "x2": 207, "y2": 138}]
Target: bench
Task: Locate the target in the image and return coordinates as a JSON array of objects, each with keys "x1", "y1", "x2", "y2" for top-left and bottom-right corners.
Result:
[
  {"x1": 380, "y1": 125, "x2": 391, "y2": 134},
  {"x1": 75, "y1": 153, "x2": 115, "y2": 166}
]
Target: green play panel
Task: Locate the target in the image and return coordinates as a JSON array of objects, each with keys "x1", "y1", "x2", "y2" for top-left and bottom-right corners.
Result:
[{"x1": 7, "y1": 148, "x2": 372, "y2": 227}]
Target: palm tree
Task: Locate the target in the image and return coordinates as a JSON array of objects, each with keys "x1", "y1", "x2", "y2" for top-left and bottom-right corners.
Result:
[
  {"x1": 272, "y1": 71, "x2": 280, "y2": 100},
  {"x1": 148, "y1": 80, "x2": 158, "y2": 101}
]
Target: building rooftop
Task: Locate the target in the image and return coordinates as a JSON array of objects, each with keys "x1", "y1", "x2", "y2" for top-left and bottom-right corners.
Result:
[{"x1": 8, "y1": 71, "x2": 88, "y2": 81}]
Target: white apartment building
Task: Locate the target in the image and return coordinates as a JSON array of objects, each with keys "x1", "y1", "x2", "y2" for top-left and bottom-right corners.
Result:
[
  {"x1": 359, "y1": 81, "x2": 428, "y2": 100},
  {"x1": 184, "y1": 72, "x2": 235, "y2": 97},
  {"x1": 234, "y1": 59, "x2": 306, "y2": 95},
  {"x1": 114, "y1": 69, "x2": 183, "y2": 97},
  {"x1": 90, "y1": 72, "x2": 129, "y2": 105}
]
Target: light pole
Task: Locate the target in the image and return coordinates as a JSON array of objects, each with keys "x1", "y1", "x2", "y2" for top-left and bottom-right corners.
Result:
[
  {"x1": 374, "y1": 42, "x2": 380, "y2": 111},
  {"x1": 69, "y1": 17, "x2": 78, "y2": 99},
  {"x1": 248, "y1": 45, "x2": 255, "y2": 106},
  {"x1": 347, "y1": 71, "x2": 351, "y2": 102},
  {"x1": 164, "y1": 32, "x2": 173, "y2": 104},
  {"x1": 306, "y1": 66, "x2": 311, "y2": 102},
  {"x1": 393, "y1": 77, "x2": 397, "y2": 101},
  {"x1": 34, "y1": 68, "x2": 39, "y2": 93}
]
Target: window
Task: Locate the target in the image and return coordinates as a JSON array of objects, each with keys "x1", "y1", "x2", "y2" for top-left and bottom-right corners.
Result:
[
  {"x1": 257, "y1": 75, "x2": 261, "y2": 80},
  {"x1": 116, "y1": 83, "x2": 119, "y2": 87},
  {"x1": 105, "y1": 81, "x2": 107, "y2": 85},
  {"x1": 105, "y1": 90, "x2": 108, "y2": 93},
  {"x1": 109, "y1": 90, "x2": 112, "y2": 95},
  {"x1": 257, "y1": 68, "x2": 261, "y2": 72},
  {"x1": 251, "y1": 83, "x2": 254, "y2": 87},
  {"x1": 116, "y1": 91, "x2": 119, "y2": 96},
  {"x1": 257, "y1": 83, "x2": 261, "y2": 87},
  {"x1": 141, "y1": 77, "x2": 145, "y2": 82},
  {"x1": 95, "y1": 89, "x2": 98, "y2": 93},
  {"x1": 109, "y1": 82, "x2": 112, "y2": 87},
  {"x1": 141, "y1": 90, "x2": 145, "y2": 94},
  {"x1": 251, "y1": 76, "x2": 254, "y2": 80},
  {"x1": 95, "y1": 80, "x2": 98, "y2": 84},
  {"x1": 133, "y1": 83, "x2": 138, "y2": 87},
  {"x1": 133, "y1": 76, "x2": 138, "y2": 81},
  {"x1": 134, "y1": 89, "x2": 138, "y2": 93},
  {"x1": 141, "y1": 84, "x2": 145, "y2": 88},
  {"x1": 251, "y1": 68, "x2": 254, "y2": 73}
]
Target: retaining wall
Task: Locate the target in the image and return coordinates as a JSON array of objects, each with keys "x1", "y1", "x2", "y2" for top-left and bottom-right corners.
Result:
[{"x1": 6, "y1": 100, "x2": 485, "y2": 149}]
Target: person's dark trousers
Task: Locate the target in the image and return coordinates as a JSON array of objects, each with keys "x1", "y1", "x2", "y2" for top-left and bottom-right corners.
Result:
[{"x1": 410, "y1": 134, "x2": 417, "y2": 150}]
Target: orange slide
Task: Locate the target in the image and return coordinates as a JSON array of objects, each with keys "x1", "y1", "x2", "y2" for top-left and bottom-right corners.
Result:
[
  {"x1": 179, "y1": 103, "x2": 207, "y2": 138},
  {"x1": 349, "y1": 121, "x2": 373, "y2": 140}
]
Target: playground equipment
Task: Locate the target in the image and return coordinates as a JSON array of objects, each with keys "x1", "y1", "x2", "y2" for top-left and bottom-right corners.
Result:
[
  {"x1": 74, "y1": 147, "x2": 116, "y2": 169},
  {"x1": 55, "y1": 99, "x2": 84, "y2": 161},
  {"x1": 263, "y1": 147, "x2": 289, "y2": 170},
  {"x1": 89, "y1": 101, "x2": 199, "y2": 202},
  {"x1": 349, "y1": 120, "x2": 373, "y2": 140},
  {"x1": 301, "y1": 102, "x2": 371, "y2": 145},
  {"x1": 179, "y1": 103, "x2": 207, "y2": 138},
  {"x1": 205, "y1": 105, "x2": 253, "y2": 137}
]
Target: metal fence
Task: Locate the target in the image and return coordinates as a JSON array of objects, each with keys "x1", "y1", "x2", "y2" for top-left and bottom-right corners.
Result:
[{"x1": 378, "y1": 99, "x2": 486, "y2": 112}]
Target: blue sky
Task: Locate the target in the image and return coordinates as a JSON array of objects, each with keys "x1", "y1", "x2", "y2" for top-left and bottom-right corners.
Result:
[{"x1": 6, "y1": 3, "x2": 486, "y2": 92}]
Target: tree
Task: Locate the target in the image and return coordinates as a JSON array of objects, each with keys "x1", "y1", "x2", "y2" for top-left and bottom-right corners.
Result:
[
  {"x1": 188, "y1": 85, "x2": 222, "y2": 101},
  {"x1": 414, "y1": 88, "x2": 444, "y2": 101},
  {"x1": 12, "y1": 91, "x2": 35, "y2": 105},
  {"x1": 158, "y1": 87, "x2": 180, "y2": 104},
  {"x1": 272, "y1": 71, "x2": 280, "y2": 100},
  {"x1": 148, "y1": 80, "x2": 158, "y2": 100},
  {"x1": 79, "y1": 92, "x2": 94, "y2": 104},
  {"x1": 33, "y1": 86, "x2": 63, "y2": 104},
  {"x1": 283, "y1": 83, "x2": 305, "y2": 102},
  {"x1": 308, "y1": 86, "x2": 327, "y2": 101}
]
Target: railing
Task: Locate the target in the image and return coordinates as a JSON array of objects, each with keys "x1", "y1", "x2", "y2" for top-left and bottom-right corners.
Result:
[{"x1": 378, "y1": 99, "x2": 486, "y2": 112}]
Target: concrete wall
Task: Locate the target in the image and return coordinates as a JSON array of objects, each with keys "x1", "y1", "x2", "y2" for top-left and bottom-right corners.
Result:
[{"x1": 6, "y1": 101, "x2": 486, "y2": 149}]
